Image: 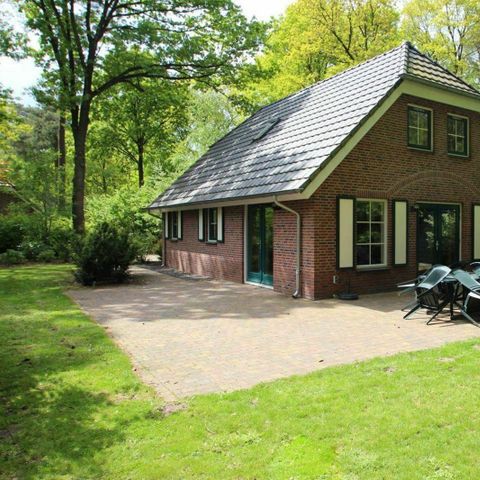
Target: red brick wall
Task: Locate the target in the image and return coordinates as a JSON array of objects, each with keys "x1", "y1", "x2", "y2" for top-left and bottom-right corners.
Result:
[
  {"x1": 165, "y1": 93, "x2": 480, "y2": 300},
  {"x1": 165, "y1": 206, "x2": 244, "y2": 282},
  {"x1": 306, "y1": 93, "x2": 480, "y2": 298}
]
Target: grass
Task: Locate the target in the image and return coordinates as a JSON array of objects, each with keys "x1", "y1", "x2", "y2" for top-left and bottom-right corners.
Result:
[{"x1": 1, "y1": 265, "x2": 480, "y2": 479}]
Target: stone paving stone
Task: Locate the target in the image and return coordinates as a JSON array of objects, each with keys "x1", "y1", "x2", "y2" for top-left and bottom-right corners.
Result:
[{"x1": 68, "y1": 266, "x2": 480, "y2": 401}]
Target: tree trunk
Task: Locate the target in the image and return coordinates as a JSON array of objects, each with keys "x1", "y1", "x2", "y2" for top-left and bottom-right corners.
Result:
[
  {"x1": 57, "y1": 113, "x2": 67, "y2": 211},
  {"x1": 137, "y1": 142, "x2": 145, "y2": 188},
  {"x1": 71, "y1": 101, "x2": 91, "y2": 234}
]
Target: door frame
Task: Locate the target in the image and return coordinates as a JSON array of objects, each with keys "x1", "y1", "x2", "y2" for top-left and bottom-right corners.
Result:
[
  {"x1": 416, "y1": 201, "x2": 462, "y2": 271},
  {"x1": 243, "y1": 204, "x2": 274, "y2": 289}
]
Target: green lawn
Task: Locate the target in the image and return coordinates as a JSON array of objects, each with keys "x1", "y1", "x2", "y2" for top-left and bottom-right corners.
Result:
[{"x1": 2, "y1": 265, "x2": 480, "y2": 479}]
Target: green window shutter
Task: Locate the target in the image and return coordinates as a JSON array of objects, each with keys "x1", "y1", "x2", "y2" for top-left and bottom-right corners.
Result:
[
  {"x1": 217, "y1": 207, "x2": 224, "y2": 242},
  {"x1": 164, "y1": 212, "x2": 170, "y2": 240},
  {"x1": 337, "y1": 196, "x2": 355, "y2": 269},
  {"x1": 198, "y1": 209, "x2": 204, "y2": 241},
  {"x1": 178, "y1": 211, "x2": 183, "y2": 240},
  {"x1": 393, "y1": 200, "x2": 408, "y2": 265},
  {"x1": 473, "y1": 204, "x2": 480, "y2": 260}
]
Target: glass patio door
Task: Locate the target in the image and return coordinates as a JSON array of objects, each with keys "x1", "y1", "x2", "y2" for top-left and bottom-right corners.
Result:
[
  {"x1": 247, "y1": 205, "x2": 273, "y2": 286},
  {"x1": 417, "y1": 203, "x2": 460, "y2": 272}
]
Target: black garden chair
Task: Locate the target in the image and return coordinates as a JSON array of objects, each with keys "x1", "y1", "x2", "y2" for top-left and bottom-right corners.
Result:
[
  {"x1": 403, "y1": 265, "x2": 452, "y2": 324},
  {"x1": 451, "y1": 269, "x2": 480, "y2": 328}
]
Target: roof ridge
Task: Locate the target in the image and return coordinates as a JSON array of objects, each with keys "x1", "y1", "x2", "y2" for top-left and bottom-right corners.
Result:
[{"x1": 407, "y1": 42, "x2": 479, "y2": 94}]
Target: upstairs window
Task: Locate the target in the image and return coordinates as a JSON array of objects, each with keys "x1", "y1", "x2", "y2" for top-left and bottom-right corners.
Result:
[
  {"x1": 356, "y1": 199, "x2": 387, "y2": 267},
  {"x1": 408, "y1": 106, "x2": 432, "y2": 151},
  {"x1": 207, "y1": 208, "x2": 217, "y2": 242},
  {"x1": 447, "y1": 114, "x2": 469, "y2": 157}
]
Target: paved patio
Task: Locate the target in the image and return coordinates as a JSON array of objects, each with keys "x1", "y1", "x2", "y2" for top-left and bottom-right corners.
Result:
[{"x1": 68, "y1": 266, "x2": 480, "y2": 400}]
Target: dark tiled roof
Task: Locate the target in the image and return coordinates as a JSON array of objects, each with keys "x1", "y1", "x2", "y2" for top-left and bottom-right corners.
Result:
[{"x1": 150, "y1": 42, "x2": 480, "y2": 208}]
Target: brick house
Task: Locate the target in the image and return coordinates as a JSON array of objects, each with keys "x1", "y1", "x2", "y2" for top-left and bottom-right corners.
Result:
[{"x1": 148, "y1": 43, "x2": 480, "y2": 300}]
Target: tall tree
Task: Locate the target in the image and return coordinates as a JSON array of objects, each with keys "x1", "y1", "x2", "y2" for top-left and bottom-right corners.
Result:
[
  {"x1": 401, "y1": 0, "x2": 480, "y2": 85},
  {"x1": 243, "y1": 0, "x2": 399, "y2": 105},
  {"x1": 14, "y1": 0, "x2": 264, "y2": 233},
  {"x1": 94, "y1": 81, "x2": 190, "y2": 188}
]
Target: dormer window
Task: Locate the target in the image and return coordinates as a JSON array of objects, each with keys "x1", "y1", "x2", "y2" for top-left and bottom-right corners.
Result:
[{"x1": 408, "y1": 106, "x2": 432, "y2": 151}]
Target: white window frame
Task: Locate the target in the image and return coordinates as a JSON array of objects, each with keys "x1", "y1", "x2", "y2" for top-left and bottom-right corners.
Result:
[
  {"x1": 447, "y1": 113, "x2": 469, "y2": 157},
  {"x1": 356, "y1": 198, "x2": 388, "y2": 269},
  {"x1": 408, "y1": 104, "x2": 433, "y2": 152}
]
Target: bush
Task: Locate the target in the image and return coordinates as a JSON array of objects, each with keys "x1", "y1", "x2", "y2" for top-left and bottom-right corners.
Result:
[
  {"x1": 75, "y1": 222, "x2": 137, "y2": 286},
  {"x1": 0, "y1": 249, "x2": 26, "y2": 266},
  {"x1": 0, "y1": 216, "x2": 26, "y2": 253},
  {"x1": 19, "y1": 240, "x2": 48, "y2": 260},
  {"x1": 37, "y1": 248, "x2": 57, "y2": 263},
  {"x1": 86, "y1": 186, "x2": 162, "y2": 261}
]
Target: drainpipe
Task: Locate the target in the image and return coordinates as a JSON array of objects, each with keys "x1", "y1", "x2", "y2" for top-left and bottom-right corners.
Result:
[
  {"x1": 146, "y1": 208, "x2": 166, "y2": 267},
  {"x1": 273, "y1": 196, "x2": 301, "y2": 298}
]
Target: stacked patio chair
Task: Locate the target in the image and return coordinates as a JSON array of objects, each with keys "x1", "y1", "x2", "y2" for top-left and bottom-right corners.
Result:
[
  {"x1": 401, "y1": 265, "x2": 452, "y2": 323},
  {"x1": 470, "y1": 262, "x2": 480, "y2": 276},
  {"x1": 451, "y1": 269, "x2": 480, "y2": 327}
]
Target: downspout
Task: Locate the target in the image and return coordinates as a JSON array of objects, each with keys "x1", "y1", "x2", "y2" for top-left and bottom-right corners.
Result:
[
  {"x1": 273, "y1": 196, "x2": 301, "y2": 298},
  {"x1": 146, "y1": 208, "x2": 166, "y2": 267}
]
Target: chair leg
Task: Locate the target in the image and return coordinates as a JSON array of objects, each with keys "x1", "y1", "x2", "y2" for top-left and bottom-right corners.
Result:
[
  {"x1": 426, "y1": 309, "x2": 442, "y2": 325},
  {"x1": 404, "y1": 303, "x2": 421, "y2": 320}
]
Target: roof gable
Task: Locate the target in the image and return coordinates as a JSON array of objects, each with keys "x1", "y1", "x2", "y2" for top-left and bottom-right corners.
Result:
[{"x1": 150, "y1": 43, "x2": 480, "y2": 209}]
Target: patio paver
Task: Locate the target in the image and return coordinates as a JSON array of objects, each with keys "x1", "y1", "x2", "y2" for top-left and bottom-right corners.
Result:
[{"x1": 68, "y1": 266, "x2": 480, "y2": 400}]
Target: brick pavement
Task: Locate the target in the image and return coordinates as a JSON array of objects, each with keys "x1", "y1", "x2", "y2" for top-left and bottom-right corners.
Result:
[{"x1": 68, "y1": 266, "x2": 480, "y2": 400}]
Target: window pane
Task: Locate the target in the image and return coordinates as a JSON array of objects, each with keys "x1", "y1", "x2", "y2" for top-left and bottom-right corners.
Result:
[
  {"x1": 356, "y1": 245, "x2": 370, "y2": 266},
  {"x1": 208, "y1": 208, "x2": 217, "y2": 240},
  {"x1": 408, "y1": 110, "x2": 418, "y2": 128},
  {"x1": 371, "y1": 202, "x2": 384, "y2": 222},
  {"x1": 447, "y1": 116, "x2": 454, "y2": 132},
  {"x1": 408, "y1": 126, "x2": 418, "y2": 145},
  {"x1": 418, "y1": 128, "x2": 429, "y2": 147},
  {"x1": 371, "y1": 245, "x2": 383, "y2": 265},
  {"x1": 171, "y1": 212, "x2": 178, "y2": 238},
  {"x1": 371, "y1": 223, "x2": 384, "y2": 243},
  {"x1": 356, "y1": 201, "x2": 369, "y2": 221},
  {"x1": 418, "y1": 111, "x2": 429, "y2": 129},
  {"x1": 456, "y1": 118, "x2": 466, "y2": 136},
  {"x1": 448, "y1": 135, "x2": 456, "y2": 153},
  {"x1": 456, "y1": 137, "x2": 465, "y2": 154},
  {"x1": 356, "y1": 223, "x2": 370, "y2": 243}
]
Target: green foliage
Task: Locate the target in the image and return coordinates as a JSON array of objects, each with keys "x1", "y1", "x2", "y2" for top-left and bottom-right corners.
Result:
[
  {"x1": 75, "y1": 223, "x2": 137, "y2": 285},
  {"x1": 401, "y1": 0, "x2": 480, "y2": 86},
  {"x1": 0, "y1": 215, "x2": 25, "y2": 252},
  {"x1": 0, "y1": 249, "x2": 26, "y2": 265},
  {"x1": 87, "y1": 185, "x2": 163, "y2": 261},
  {"x1": 37, "y1": 248, "x2": 57, "y2": 263},
  {"x1": 243, "y1": 0, "x2": 400, "y2": 105},
  {"x1": 167, "y1": 89, "x2": 242, "y2": 172}
]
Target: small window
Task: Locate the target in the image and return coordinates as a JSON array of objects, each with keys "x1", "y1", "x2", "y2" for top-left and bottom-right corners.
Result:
[
  {"x1": 207, "y1": 208, "x2": 217, "y2": 242},
  {"x1": 356, "y1": 199, "x2": 387, "y2": 267},
  {"x1": 448, "y1": 114, "x2": 468, "y2": 156},
  {"x1": 170, "y1": 211, "x2": 178, "y2": 239},
  {"x1": 408, "y1": 106, "x2": 432, "y2": 151}
]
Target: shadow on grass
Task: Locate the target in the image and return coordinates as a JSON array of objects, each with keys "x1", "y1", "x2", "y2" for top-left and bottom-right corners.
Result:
[{"x1": 0, "y1": 265, "x2": 149, "y2": 479}]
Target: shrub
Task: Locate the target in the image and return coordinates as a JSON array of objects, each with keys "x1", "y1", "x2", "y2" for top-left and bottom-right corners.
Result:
[
  {"x1": 75, "y1": 222, "x2": 137, "y2": 286},
  {"x1": 0, "y1": 249, "x2": 26, "y2": 266},
  {"x1": 19, "y1": 240, "x2": 48, "y2": 260},
  {"x1": 86, "y1": 186, "x2": 162, "y2": 261},
  {"x1": 0, "y1": 216, "x2": 25, "y2": 253},
  {"x1": 37, "y1": 248, "x2": 57, "y2": 263}
]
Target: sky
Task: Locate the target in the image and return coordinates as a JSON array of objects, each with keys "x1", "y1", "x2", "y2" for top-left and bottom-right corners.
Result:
[{"x1": 0, "y1": 0, "x2": 294, "y2": 104}]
